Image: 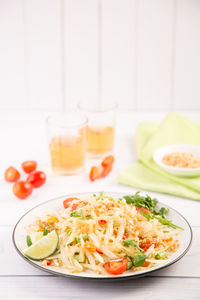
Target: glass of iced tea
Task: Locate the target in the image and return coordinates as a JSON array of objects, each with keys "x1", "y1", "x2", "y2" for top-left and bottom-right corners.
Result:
[
  {"x1": 46, "y1": 112, "x2": 87, "y2": 175},
  {"x1": 78, "y1": 101, "x2": 117, "y2": 158}
]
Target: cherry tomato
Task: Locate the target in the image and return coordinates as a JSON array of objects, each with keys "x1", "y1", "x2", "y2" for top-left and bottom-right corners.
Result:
[
  {"x1": 27, "y1": 171, "x2": 46, "y2": 188},
  {"x1": 63, "y1": 197, "x2": 79, "y2": 209},
  {"x1": 141, "y1": 261, "x2": 150, "y2": 267},
  {"x1": 84, "y1": 242, "x2": 96, "y2": 252},
  {"x1": 101, "y1": 164, "x2": 112, "y2": 178},
  {"x1": 13, "y1": 181, "x2": 33, "y2": 199},
  {"x1": 136, "y1": 206, "x2": 152, "y2": 215},
  {"x1": 104, "y1": 258, "x2": 128, "y2": 275},
  {"x1": 89, "y1": 166, "x2": 100, "y2": 181},
  {"x1": 22, "y1": 161, "x2": 37, "y2": 174},
  {"x1": 139, "y1": 239, "x2": 157, "y2": 252},
  {"x1": 71, "y1": 203, "x2": 79, "y2": 211},
  {"x1": 122, "y1": 233, "x2": 128, "y2": 240},
  {"x1": 96, "y1": 249, "x2": 103, "y2": 255},
  {"x1": 101, "y1": 155, "x2": 115, "y2": 167},
  {"x1": 98, "y1": 219, "x2": 107, "y2": 225},
  {"x1": 4, "y1": 166, "x2": 20, "y2": 183}
]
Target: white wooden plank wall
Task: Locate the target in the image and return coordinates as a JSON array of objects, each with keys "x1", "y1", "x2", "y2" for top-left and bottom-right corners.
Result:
[{"x1": 0, "y1": 0, "x2": 199, "y2": 111}]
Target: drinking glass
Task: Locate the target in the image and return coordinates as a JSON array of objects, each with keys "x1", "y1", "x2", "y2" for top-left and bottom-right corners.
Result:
[
  {"x1": 46, "y1": 112, "x2": 87, "y2": 175},
  {"x1": 78, "y1": 101, "x2": 117, "y2": 158}
]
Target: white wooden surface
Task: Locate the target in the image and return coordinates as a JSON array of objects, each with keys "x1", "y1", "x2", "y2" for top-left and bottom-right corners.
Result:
[
  {"x1": 0, "y1": 111, "x2": 200, "y2": 299},
  {"x1": 0, "y1": 0, "x2": 200, "y2": 111}
]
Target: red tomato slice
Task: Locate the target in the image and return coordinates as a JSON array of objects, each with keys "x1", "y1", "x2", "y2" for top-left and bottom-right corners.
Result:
[
  {"x1": 63, "y1": 197, "x2": 79, "y2": 209},
  {"x1": 13, "y1": 181, "x2": 33, "y2": 199},
  {"x1": 89, "y1": 166, "x2": 100, "y2": 181},
  {"x1": 136, "y1": 206, "x2": 152, "y2": 215},
  {"x1": 139, "y1": 239, "x2": 157, "y2": 252},
  {"x1": 122, "y1": 233, "x2": 128, "y2": 240},
  {"x1": 141, "y1": 261, "x2": 150, "y2": 267},
  {"x1": 22, "y1": 161, "x2": 37, "y2": 174},
  {"x1": 101, "y1": 155, "x2": 115, "y2": 167},
  {"x1": 98, "y1": 219, "x2": 107, "y2": 225},
  {"x1": 104, "y1": 258, "x2": 128, "y2": 275},
  {"x1": 4, "y1": 166, "x2": 20, "y2": 183},
  {"x1": 27, "y1": 171, "x2": 46, "y2": 188},
  {"x1": 96, "y1": 249, "x2": 103, "y2": 255}
]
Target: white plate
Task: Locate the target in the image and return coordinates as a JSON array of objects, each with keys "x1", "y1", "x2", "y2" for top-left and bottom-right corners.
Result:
[
  {"x1": 13, "y1": 192, "x2": 192, "y2": 280},
  {"x1": 153, "y1": 144, "x2": 200, "y2": 177}
]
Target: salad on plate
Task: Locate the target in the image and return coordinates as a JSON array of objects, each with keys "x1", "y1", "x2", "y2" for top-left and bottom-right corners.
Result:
[{"x1": 22, "y1": 192, "x2": 183, "y2": 276}]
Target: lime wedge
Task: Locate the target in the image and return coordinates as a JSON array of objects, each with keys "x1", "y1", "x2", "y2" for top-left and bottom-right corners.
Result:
[
  {"x1": 23, "y1": 230, "x2": 59, "y2": 261},
  {"x1": 31, "y1": 232, "x2": 44, "y2": 244}
]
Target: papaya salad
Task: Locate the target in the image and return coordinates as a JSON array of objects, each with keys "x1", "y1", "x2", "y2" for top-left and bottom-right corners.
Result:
[{"x1": 23, "y1": 192, "x2": 183, "y2": 276}]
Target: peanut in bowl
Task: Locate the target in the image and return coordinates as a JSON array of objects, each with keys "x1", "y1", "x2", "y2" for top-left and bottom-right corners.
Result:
[{"x1": 153, "y1": 144, "x2": 200, "y2": 177}]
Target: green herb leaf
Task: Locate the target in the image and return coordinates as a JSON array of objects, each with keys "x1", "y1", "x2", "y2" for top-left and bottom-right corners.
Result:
[
  {"x1": 41, "y1": 223, "x2": 49, "y2": 236},
  {"x1": 83, "y1": 234, "x2": 89, "y2": 241},
  {"x1": 155, "y1": 216, "x2": 184, "y2": 230},
  {"x1": 123, "y1": 192, "x2": 158, "y2": 213},
  {"x1": 134, "y1": 254, "x2": 146, "y2": 267},
  {"x1": 74, "y1": 254, "x2": 79, "y2": 262},
  {"x1": 26, "y1": 235, "x2": 32, "y2": 247},
  {"x1": 86, "y1": 215, "x2": 92, "y2": 219},
  {"x1": 70, "y1": 211, "x2": 81, "y2": 218},
  {"x1": 155, "y1": 251, "x2": 168, "y2": 260},
  {"x1": 80, "y1": 209, "x2": 85, "y2": 219},
  {"x1": 140, "y1": 211, "x2": 152, "y2": 220},
  {"x1": 127, "y1": 260, "x2": 133, "y2": 270},
  {"x1": 124, "y1": 192, "x2": 183, "y2": 230},
  {"x1": 123, "y1": 239, "x2": 144, "y2": 252},
  {"x1": 66, "y1": 229, "x2": 72, "y2": 236},
  {"x1": 158, "y1": 207, "x2": 169, "y2": 216},
  {"x1": 75, "y1": 236, "x2": 81, "y2": 244}
]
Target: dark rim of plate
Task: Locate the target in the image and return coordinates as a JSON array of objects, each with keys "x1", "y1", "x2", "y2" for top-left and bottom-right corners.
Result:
[{"x1": 12, "y1": 191, "x2": 193, "y2": 281}]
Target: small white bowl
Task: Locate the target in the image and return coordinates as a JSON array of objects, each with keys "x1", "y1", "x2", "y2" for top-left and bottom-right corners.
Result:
[{"x1": 153, "y1": 144, "x2": 200, "y2": 177}]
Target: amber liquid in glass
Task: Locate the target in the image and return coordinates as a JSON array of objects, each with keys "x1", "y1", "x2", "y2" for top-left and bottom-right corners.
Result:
[
  {"x1": 49, "y1": 135, "x2": 85, "y2": 175},
  {"x1": 86, "y1": 126, "x2": 114, "y2": 156}
]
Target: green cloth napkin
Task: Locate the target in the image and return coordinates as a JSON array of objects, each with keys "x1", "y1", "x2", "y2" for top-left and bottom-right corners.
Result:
[{"x1": 118, "y1": 112, "x2": 200, "y2": 201}]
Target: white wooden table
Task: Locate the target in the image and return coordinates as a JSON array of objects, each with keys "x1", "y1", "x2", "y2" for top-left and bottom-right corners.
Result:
[{"x1": 0, "y1": 111, "x2": 200, "y2": 300}]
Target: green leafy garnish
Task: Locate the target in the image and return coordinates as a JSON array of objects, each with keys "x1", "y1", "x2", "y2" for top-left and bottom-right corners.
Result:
[
  {"x1": 127, "y1": 260, "x2": 133, "y2": 270},
  {"x1": 74, "y1": 254, "x2": 79, "y2": 262},
  {"x1": 155, "y1": 250, "x2": 168, "y2": 260},
  {"x1": 95, "y1": 191, "x2": 105, "y2": 200},
  {"x1": 70, "y1": 211, "x2": 81, "y2": 218},
  {"x1": 26, "y1": 235, "x2": 32, "y2": 247},
  {"x1": 158, "y1": 207, "x2": 169, "y2": 216},
  {"x1": 123, "y1": 192, "x2": 158, "y2": 213},
  {"x1": 154, "y1": 215, "x2": 183, "y2": 230},
  {"x1": 134, "y1": 254, "x2": 146, "y2": 267},
  {"x1": 124, "y1": 192, "x2": 183, "y2": 230},
  {"x1": 75, "y1": 236, "x2": 81, "y2": 244},
  {"x1": 66, "y1": 229, "x2": 72, "y2": 236},
  {"x1": 80, "y1": 209, "x2": 85, "y2": 219},
  {"x1": 86, "y1": 215, "x2": 92, "y2": 219},
  {"x1": 74, "y1": 253, "x2": 86, "y2": 263},
  {"x1": 123, "y1": 239, "x2": 144, "y2": 252},
  {"x1": 70, "y1": 209, "x2": 85, "y2": 219},
  {"x1": 83, "y1": 234, "x2": 89, "y2": 241},
  {"x1": 41, "y1": 223, "x2": 49, "y2": 236},
  {"x1": 140, "y1": 211, "x2": 152, "y2": 220}
]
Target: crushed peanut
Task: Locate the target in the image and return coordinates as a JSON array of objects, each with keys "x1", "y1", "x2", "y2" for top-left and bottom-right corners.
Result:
[{"x1": 162, "y1": 152, "x2": 200, "y2": 168}]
